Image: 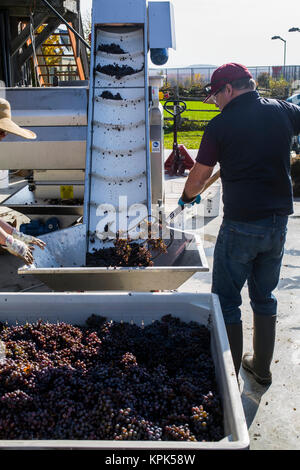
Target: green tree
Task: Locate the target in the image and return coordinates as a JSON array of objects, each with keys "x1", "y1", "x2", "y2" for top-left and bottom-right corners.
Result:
[
  {"x1": 269, "y1": 77, "x2": 290, "y2": 99},
  {"x1": 36, "y1": 25, "x2": 63, "y2": 66}
]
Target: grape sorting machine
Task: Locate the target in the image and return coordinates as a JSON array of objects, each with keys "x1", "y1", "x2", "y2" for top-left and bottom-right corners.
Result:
[{"x1": 16, "y1": 0, "x2": 209, "y2": 292}]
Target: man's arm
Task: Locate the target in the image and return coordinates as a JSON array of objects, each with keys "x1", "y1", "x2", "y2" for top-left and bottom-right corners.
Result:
[
  {"x1": 181, "y1": 162, "x2": 214, "y2": 202},
  {"x1": 281, "y1": 100, "x2": 300, "y2": 135}
]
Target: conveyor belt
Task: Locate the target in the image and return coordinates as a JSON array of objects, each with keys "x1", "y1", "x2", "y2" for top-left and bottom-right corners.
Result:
[{"x1": 84, "y1": 26, "x2": 151, "y2": 252}]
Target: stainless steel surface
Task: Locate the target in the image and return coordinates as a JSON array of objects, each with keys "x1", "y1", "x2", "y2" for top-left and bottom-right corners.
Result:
[
  {"x1": 5, "y1": 87, "x2": 88, "y2": 127},
  {"x1": 24, "y1": 224, "x2": 86, "y2": 269},
  {"x1": 0, "y1": 87, "x2": 87, "y2": 170},
  {"x1": 33, "y1": 184, "x2": 84, "y2": 200},
  {"x1": 18, "y1": 223, "x2": 209, "y2": 291},
  {"x1": 0, "y1": 128, "x2": 87, "y2": 170},
  {"x1": 0, "y1": 291, "x2": 249, "y2": 450},
  {"x1": 0, "y1": 185, "x2": 83, "y2": 217},
  {"x1": 33, "y1": 170, "x2": 85, "y2": 182},
  {"x1": 19, "y1": 266, "x2": 206, "y2": 292},
  {"x1": 150, "y1": 104, "x2": 165, "y2": 206}
]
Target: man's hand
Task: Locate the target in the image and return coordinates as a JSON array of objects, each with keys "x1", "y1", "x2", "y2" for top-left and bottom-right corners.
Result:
[
  {"x1": 178, "y1": 193, "x2": 201, "y2": 207},
  {"x1": 12, "y1": 228, "x2": 46, "y2": 249},
  {"x1": 4, "y1": 235, "x2": 34, "y2": 265},
  {"x1": 180, "y1": 162, "x2": 214, "y2": 204}
]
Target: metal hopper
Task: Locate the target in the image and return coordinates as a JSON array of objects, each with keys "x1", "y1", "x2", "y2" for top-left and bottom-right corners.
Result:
[{"x1": 18, "y1": 222, "x2": 208, "y2": 291}]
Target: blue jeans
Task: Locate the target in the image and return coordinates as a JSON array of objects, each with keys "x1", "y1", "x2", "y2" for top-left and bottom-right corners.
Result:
[{"x1": 212, "y1": 215, "x2": 288, "y2": 324}]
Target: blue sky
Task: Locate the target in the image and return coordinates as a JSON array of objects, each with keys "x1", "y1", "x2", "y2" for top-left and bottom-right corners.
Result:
[{"x1": 80, "y1": 0, "x2": 300, "y2": 68}]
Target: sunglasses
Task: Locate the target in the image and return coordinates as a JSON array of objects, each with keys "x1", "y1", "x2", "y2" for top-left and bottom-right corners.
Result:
[
  {"x1": 204, "y1": 84, "x2": 226, "y2": 98},
  {"x1": 0, "y1": 130, "x2": 7, "y2": 138}
]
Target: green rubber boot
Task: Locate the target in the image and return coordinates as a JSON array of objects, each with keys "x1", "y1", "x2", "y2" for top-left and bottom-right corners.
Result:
[
  {"x1": 242, "y1": 313, "x2": 277, "y2": 385},
  {"x1": 225, "y1": 322, "x2": 243, "y2": 380}
]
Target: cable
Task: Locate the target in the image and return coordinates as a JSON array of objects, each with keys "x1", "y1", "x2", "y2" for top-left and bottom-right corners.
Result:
[{"x1": 29, "y1": 11, "x2": 42, "y2": 87}]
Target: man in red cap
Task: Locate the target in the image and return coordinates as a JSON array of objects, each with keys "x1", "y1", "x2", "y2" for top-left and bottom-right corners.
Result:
[{"x1": 179, "y1": 63, "x2": 300, "y2": 385}]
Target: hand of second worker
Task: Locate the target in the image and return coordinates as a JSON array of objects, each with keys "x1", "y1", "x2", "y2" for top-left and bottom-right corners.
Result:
[
  {"x1": 4, "y1": 235, "x2": 34, "y2": 265},
  {"x1": 12, "y1": 229, "x2": 46, "y2": 249}
]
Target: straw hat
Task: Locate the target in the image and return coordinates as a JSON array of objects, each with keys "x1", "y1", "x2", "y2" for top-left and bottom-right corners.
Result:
[{"x1": 0, "y1": 98, "x2": 36, "y2": 140}]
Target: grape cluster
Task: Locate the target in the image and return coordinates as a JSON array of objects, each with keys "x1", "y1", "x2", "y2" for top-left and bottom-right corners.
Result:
[
  {"x1": 100, "y1": 90, "x2": 122, "y2": 101},
  {"x1": 97, "y1": 43, "x2": 126, "y2": 54},
  {"x1": 95, "y1": 63, "x2": 144, "y2": 79},
  {"x1": 0, "y1": 315, "x2": 224, "y2": 441},
  {"x1": 86, "y1": 234, "x2": 167, "y2": 268},
  {"x1": 164, "y1": 424, "x2": 197, "y2": 442},
  {"x1": 148, "y1": 237, "x2": 167, "y2": 254}
]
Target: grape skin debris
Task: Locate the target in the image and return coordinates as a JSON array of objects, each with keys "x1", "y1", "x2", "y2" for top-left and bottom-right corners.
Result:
[
  {"x1": 0, "y1": 316, "x2": 224, "y2": 441},
  {"x1": 86, "y1": 234, "x2": 167, "y2": 267}
]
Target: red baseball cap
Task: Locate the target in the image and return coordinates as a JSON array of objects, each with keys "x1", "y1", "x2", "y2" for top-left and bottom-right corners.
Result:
[{"x1": 203, "y1": 63, "x2": 252, "y2": 103}]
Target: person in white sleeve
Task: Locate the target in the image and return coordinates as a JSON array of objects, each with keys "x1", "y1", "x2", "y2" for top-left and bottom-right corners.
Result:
[{"x1": 0, "y1": 98, "x2": 46, "y2": 265}]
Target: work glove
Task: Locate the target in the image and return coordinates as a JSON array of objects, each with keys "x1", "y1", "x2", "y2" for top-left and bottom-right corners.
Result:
[
  {"x1": 4, "y1": 235, "x2": 34, "y2": 266},
  {"x1": 178, "y1": 193, "x2": 201, "y2": 207},
  {"x1": 12, "y1": 228, "x2": 46, "y2": 250}
]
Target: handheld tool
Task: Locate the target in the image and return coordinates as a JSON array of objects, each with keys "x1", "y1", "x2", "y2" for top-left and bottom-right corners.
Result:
[
  {"x1": 151, "y1": 169, "x2": 221, "y2": 265},
  {"x1": 166, "y1": 169, "x2": 221, "y2": 224}
]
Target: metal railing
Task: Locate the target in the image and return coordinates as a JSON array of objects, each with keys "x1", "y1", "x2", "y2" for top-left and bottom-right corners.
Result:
[{"x1": 151, "y1": 65, "x2": 300, "y2": 89}]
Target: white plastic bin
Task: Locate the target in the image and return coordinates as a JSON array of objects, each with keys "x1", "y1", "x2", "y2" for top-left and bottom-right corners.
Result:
[
  {"x1": 0, "y1": 291, "x2": 249, "y2": 450},
  {"x1": 203, "y1": 183, "x2": 221, "y2": 217},
  {"x1": 0, "y1": 170, "x2": 9, "y2": 189}
]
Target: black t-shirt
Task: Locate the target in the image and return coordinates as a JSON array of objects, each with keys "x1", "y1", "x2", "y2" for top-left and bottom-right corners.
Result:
[{"x1": 196, "y1": 91, "x2": 300, "y2": 221}]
